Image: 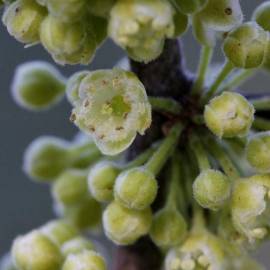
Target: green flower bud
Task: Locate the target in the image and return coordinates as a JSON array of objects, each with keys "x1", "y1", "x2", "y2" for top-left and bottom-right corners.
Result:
[
  {"x1": 114, "y1": 167, "x2": 158, "y2": 210},
  {"x1": 231, "y1": 174, "x2": 270, "y2": 243},
  {"x1": 102, "y1": 201, "x2": 152, "y2": 245},
  {"x1": 253, "y1": 1, "x2": 270, "y2": 32},
  {"x1": 88, "y1": 0, "x2": 115, "y2": 17},
  {"x1": 0, "y1": 254, "x2": 17, "y2": 270},
  {"x1": 193, "y1": 169, "x2": 231, "y2": 211},
  {"x1": 12, "y1": 230, "x2": 63, "y2": 270},
  {"x1": 172, "y1": 9, "x2": 188, "y2": 38},
  {"x1": 264, "y1": 42, "x2": 270, "y2": 71},
  {"x1": 23, "y1": 136, "x2": 70, "y2": 182},
  {"x1": 246, "y1": 132, "x2": 270, "y2": 173},
  {"x1": 173, "y1": 0, "x2": 206, "y2": 14},
  {"x1": 40, "y1": 220, "x2": 78, "y2": 247},
  {"x1": 61, "y1": 237, "x2": 94, "y2": 257},
  {"x1": 150, "y1": 208, "x2": 187, "y2": 248},
  {"x1": 197, "y1": 0, "x2": 243, "y2": 32},
  {"x1": 46, "y1": 0, "x2": 86, "y2": 23},
  {"x1": 62, "y1": 250, "x2": 106, "y2": 270},
  {"x1": 71, "y1": 69, "x2": 151, "y2": 155},
  {"x1": 11, "y1": 61, "x2": 65, "y2": 111},
  {"x1": 88, "y1": 161, "x2": 120, "y2": 203},
  {"x1": 192, "y1": 0, "x2": 243, "y2": 47},
  {"x1": 223, "y1": 22, "x2": 269, "y2": 69},
  {"x1": 62, "y1": 198, "x2": 102, "y2": 231},
  {"x1": 165, "y1": 231, "x2": 227, "y2": 270},
  {"x1": 66, "y1": 71, "x2": 90, "y2": 106},
  {"x1": 2, "y1": 0, "x2": 47, "y2": 44},
  {"x1": 108, "y1": 0, "x2": 175, "y2": 63},
  {"x1": 204, "y1": 92, "x2": 255, "y2": 138},
  {"x1": 52, "y1": 169, "x2": 88, "y2": 207},
  {"x1": 40, "y1": 15, "x2": 96, "y2": 65}
]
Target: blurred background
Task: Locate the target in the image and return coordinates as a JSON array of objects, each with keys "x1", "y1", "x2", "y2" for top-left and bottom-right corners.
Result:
[{"x1": 0, "y1": 1, "x2": 269, "y2": 267}]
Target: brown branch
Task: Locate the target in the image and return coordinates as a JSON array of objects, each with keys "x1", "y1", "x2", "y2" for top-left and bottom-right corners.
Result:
[{"x1": 112, "y1": 39, "x2": 192, "y2": 270}]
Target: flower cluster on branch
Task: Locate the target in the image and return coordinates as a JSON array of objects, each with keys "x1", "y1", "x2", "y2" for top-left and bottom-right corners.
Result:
[{"x1": 1, "y1": 0, "x2": 270, "y2": 270}]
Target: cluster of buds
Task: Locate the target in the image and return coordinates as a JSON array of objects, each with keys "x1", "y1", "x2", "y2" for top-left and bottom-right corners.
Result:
[
  {"x1": 3, "y1": 0, "x2": 270, "y2": 270},
  {"x1": 9, "y1": 220, "x2": 106, "y2": 270},
  {"x1": 1, "y1": 0, "x2": 188, "y2": 64}
]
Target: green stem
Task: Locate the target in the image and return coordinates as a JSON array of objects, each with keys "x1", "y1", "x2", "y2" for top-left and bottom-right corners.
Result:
[
  {"x1": 218, "y1": 69, "x2": 255, "y2": 93},
  {"x1": 145, "y1": 123, "x2": 183, "y2": 175},
  {"x1": 250, "y1": 97, "x2": 270, "y2": 111},
  {"x1": 222, "y1": 140, "x2": 248, "y2": 177},
  {"x1": 166, "y1": 153, "x2": 186, "y2": 214},
  {"x1": 202, "y1": 61, "x2": 234, "y2": 104},
  {"x1": 190, "y1": 134, "x2": 210, "y2": 171},
  {"x1": 182, "y1": 147, "x2": 199, "y2": 209},
  {"x1": 203, "y1": 137, "x2": 240, "y2": 179},
  {"x1": 252, "y1": 117, "x2": 270, "y2": 131},
  {"x1": 68, "y1": 142, "x2": 101, "y2": 168},
  {"x1": 149, "y1": 97, "x2": 182, "y2": 115},
  {"x1": 125, "y1": 145, "x2": 159, "y2": 169},
  {"x1": 191, "y1": 46, "x2": 213, "y2": 96},
  {"x1": 192, "y1": 203, "x2": 206, "y2": 232}
]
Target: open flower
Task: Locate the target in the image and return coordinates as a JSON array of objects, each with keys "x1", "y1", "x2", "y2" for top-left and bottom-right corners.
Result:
[
  {"x1": 71, "y1": 69, "x2": 152, "y2": 155},
  {"x1": 165, "y1": 231, "x2": 227, "y2": 270},
  {"x1": 231, "y1": 174, "x2": 270, "y2": 243},
  {"x1": 108, "y1": 0, "x2": 175, "y2": 63}
]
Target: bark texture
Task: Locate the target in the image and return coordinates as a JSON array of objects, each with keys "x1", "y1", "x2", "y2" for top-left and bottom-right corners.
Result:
[{"x1": 112, "y1": 39, "x2": 192, "y2": 270}]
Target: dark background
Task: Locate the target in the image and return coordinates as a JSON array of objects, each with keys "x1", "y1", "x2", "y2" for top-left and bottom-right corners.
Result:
[{"x1": 0, "y1": 1, "x2": 269, "y2": 267}]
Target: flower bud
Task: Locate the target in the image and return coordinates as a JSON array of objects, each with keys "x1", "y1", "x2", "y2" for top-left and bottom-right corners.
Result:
[
  {"x1": 150, "y1": 208, "x2": 187, "y2": 248},
  {"x1": 204, "y1": 92, "x2": 255, "y2": 138},
  {"x1": 223, "y1": 22, "x2": 269, "y2": 69},
  {"x1": 263, "y1": 42, "x2": 270, "y2": 71},
  {"x1": 71, "y1": 69, "x2": 151, "y2": 155},
  {"x1": 66, "y1": 71, "x2": 90, "y2": 106},
  {"x1": 231, "y1": 174, "x2": 270, "y2": 243},
  {"x1": 11, "y1": 61, "x2": 65, "y2": 111},
  {"x1": 40, "y1": 220, "x2": 78, "y2": 247},
  {"x1": 0, "y1": 254, "x2": 17, "y2": 270},
  {"x1": 253, "y1": 1, "x2": 270, "y2": 32},
  {"x1": 108, "y1": 0, "x2": 175, "y2": 63},
  {"x1": 88, "y1": 0, "x2": 115, "y2": 17},
  {"x1": 246, "y1": 132, "x2": 270, "y2": 173},
  {"x1": 12, "y1": 230, "x2": 63, "y2": 270},
  {"x1": 193, "y1": 169, "x2": 231, "y2": 211},
  {"x1": 165, "y1": 231, "x2": 226, "y2": 270},
  {"x1": 172, "y1": 9, "x2": 188, "y2": 38},
  {"x1": 23, "y1": 136, "x2": 70, "y2": 182},
  {"x1": 62, "y1": 250, "x2": 106, "y2": 270},
  {"x1": 102, "y1": 201, "x2": 152, "y2": 245},
  {"x1": 173, "y1": 0, "x2": 206, "y2": 14},
  {"x1": 40, "y1": 15, "x2": 96, "y2": 65},
  {"x1": 88, "y1": 161, "x2": 120, "y2": 203},
  {"x1": 62, "y1": 198, "x2": 102, "y2": 231},
  {"x1": 61, "y1": 237, "x2": 94, "y2": 257},
  {"x1": 2, "y1": 0, "x2": 47, "y2": 44},
  {"x1": 52, "y1": 169, "x2": 88, "y2": 207},
  {"x1": 46, "y1": 0, "x2": 86, "y2": 23},
  {"x1": 252, "y1": 2, "x2": 270, "y2": 71},
  {"x1": 197, "y1": 0, "x2": 243, "y2": 32},
  {"x1": 114, "y1": 167, "x2": 158, "y2": 210}
]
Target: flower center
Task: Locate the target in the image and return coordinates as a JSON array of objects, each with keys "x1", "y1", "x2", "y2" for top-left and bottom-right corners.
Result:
[{"x1": 102, "y1": 95, "x2": 131, "y2": 117}]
